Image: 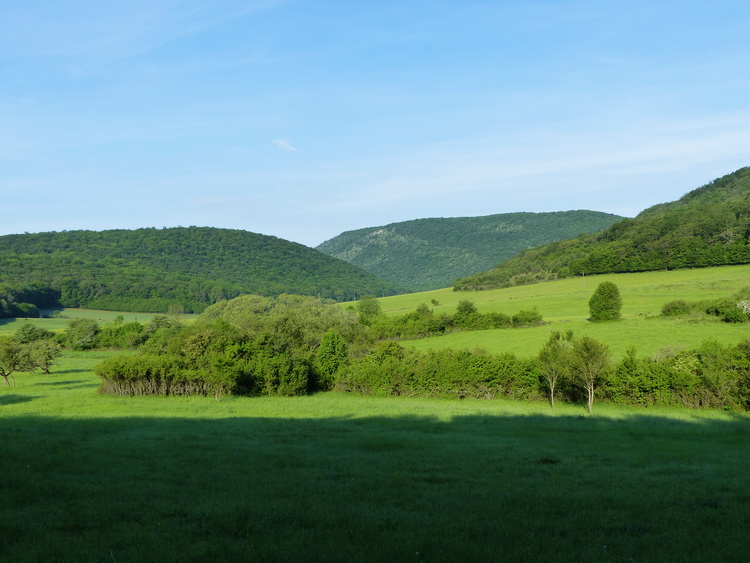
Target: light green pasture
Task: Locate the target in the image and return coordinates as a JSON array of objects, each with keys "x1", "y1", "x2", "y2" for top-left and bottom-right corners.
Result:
[
  {"x1": 378, "y1": 265, "x2": 750, "y2": 359},
  {"x1": 0, "y1": 308, "x2": 195, "y2": 336}
]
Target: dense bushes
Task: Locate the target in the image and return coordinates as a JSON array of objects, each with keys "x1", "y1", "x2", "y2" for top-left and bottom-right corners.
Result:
[
  {"x1": 335, "y1": 343, "x2": 540, "y2": 400},
  {"x1": 95, "y1": 295, "x2": 363, "y2": 397},
  {"x1": 83, "y1": 291, "x2": 750, "y2": 411},
  {"x1": 661, "y1": 288, "x2": 750, "y2": 323},
  {"x1": 588, "y1": 282, "x2": 622, "y2": 321}
]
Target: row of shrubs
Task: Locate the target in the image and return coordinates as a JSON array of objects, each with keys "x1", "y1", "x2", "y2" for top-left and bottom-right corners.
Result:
[
  {"x1": 52, "y1": 293, "x2": 750, "y2": 411},
  {"x1": 355, "y1": 296, "x2": 544, "y2": 340},
  {"x1": 661, "y1": 287, "x2": 750, "y2": 323},
  {"x1": 336, "y1": 338, "x2": 750, "y2": 411}
]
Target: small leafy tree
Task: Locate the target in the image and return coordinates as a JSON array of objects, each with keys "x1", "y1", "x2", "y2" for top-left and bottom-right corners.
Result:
[
  {"x1": 568, "y1": 335, "x2": 611, "y2": 414},
  {"x1": 62, "y1": 318, "x2": 100, "y2": 350},
  {"x1": 12, "y1": 323, "x2": 55, "y2": 344},
  {"x1": 0, "y1": 337, "x2": 30, "y2": 386},
  {"x1": 538, "y1": 330, "x2": 573, "y2": 408},
  {"x1": 455, "y1": 300, "x2": 479, "y2": 328},
  {"x1": 315, "y1": 330, "x2": 349, "y2": 390},
  {"x1": 589, "y1": 281, "x2": 622, "y2": 321},
  {"x1": 25, "y1": 340, "x2": 62, "y2": 374},
  {"x1": 356, "y1": 295, "x2": 382, "y2": 319}
]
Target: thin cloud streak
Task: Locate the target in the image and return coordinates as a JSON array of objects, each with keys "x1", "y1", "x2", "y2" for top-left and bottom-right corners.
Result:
[{"x1": 272, "y1": 139, "x2": 299, "y2": 152}]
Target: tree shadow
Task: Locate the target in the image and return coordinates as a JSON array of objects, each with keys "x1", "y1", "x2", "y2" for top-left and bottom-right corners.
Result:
[
  {"x1": 0, "y1": 394, "x2": 35, "y2": 406},
  {"x1": 34, "y1": 379, "x2": 100, "y2": 389},
  {"x1": 2, "y1": 410, "x2": 749, "y2": 562},
  {"x1": 48, "y1": 369, "x2": 89, "y2": 376}
]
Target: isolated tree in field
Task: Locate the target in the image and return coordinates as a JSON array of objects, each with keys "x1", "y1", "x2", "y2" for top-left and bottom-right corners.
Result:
[
  {"x1": 568, "y1": 335, "x2": 611, "y2": 414},
  {"x1": 0, "y1": 337, "x2": 29, "y2": 386},
  {"x1": 589, "y1": 281, "x2": 622, "y2": 321},
  {"x1": 25, "y1": 340, "x2": 62, "y2": 374},
  {"x1": 538, "y1": 330, "x2": 573, "y2": 408}
]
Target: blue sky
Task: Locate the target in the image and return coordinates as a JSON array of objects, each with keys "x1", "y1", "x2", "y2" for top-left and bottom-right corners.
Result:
[{"x1": 2, "y1": 1, "x2": 749, "y2": 247}]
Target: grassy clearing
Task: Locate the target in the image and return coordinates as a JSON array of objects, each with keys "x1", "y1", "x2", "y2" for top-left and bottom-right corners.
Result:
[
  {"x1": 377, "y1": 265, "x2": 750, "y2": 359},
  {"x1": 2, "y1": 353, "x2": 749, "y2": 561},
  {"x1": 0, "y1": 308, "x2": 194, "y2": 336}
]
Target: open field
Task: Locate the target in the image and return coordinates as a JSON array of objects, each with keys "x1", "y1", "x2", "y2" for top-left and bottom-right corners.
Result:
[
  {"x1": 376, "y1": 265, "x2": 750, "y2": 359},
  {"x1": 0, "y1": 308, "x2": 195, "y2": 336},
  {"x1": 2, "y1": 352, "x2": 749, "y2": 561}
]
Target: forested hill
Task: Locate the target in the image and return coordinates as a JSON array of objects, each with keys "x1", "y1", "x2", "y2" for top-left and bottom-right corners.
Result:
[
  {"x1": 316, "y1": 211, "x2": 623, "y2": 291},
  {"x1": 0, "y1": 227, "x2": 403, "y2": 314},
  {"x1": 455, "y1": 166, "x2": 750, "y2": 290}
]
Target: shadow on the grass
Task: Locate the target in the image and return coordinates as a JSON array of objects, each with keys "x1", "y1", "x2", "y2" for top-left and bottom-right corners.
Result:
[
  {"x1": 2, "y1": 411, "x2": 749, "y2": 562},
  {"x1": 0, "y1": 394, "x2": 36, "y2": 406},
  {"x1": 35, "y1": 378, "x2": 99, "y2": 389}
]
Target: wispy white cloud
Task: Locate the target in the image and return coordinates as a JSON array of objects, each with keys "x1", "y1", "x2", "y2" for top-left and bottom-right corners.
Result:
[{"x1": 272, "y1": 139, "x2": 298, "y2": 152}]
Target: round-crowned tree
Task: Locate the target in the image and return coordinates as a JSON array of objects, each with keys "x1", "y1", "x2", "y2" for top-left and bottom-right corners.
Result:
[{"x1": 588, "y1": 281, "x2": 622, "y2": 321}]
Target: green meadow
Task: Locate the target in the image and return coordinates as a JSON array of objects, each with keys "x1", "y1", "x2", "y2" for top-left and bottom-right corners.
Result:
[
  {"x1": 2, "y1": 352, "x2": 749, "y2": 562},
  {"x1": 3, "y1": 265, "x2": 750, "y2": 560},
  {"x1": 378, "y1": 265, "x2": 750, "y2": 359},
  {"x1": 0, "y1": 308, "x2": 195, "y2": 336}
]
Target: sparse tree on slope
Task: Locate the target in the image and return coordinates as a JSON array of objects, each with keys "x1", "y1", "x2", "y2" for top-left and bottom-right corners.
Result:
[
  {"x1": 538, "y1": 330, "x2": 573, "y2": 408},
  {"x1": 569, "y1": 335, "x2": 611, "y2": 414}
]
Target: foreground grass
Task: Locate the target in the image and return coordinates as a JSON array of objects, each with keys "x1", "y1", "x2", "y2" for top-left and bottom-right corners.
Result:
[{"x1": 2, "y1": 353, "x2": 749, "y2": 562}]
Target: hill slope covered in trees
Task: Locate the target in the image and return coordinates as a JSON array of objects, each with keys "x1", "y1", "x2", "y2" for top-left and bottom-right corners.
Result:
[
  {"x1": 455, "y1": 166, "x2": 750, "y2": 290},
  {"x1": 0, "y1": 227, "x2": 403, "y2": 315},
  {"x1": 316, "y1": 211, "x2": 623, "y2": 291}
]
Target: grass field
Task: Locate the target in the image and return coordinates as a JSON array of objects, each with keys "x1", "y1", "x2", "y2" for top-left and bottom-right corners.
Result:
[
  {"x1": 0, "y1": 308, "x2": 194, "y2": 336},
  {"x1": 376, "y1": 265, "x2": 750, "y2": 359},
  {"x1": 2, "y1": 352, "x2": 750, "y2": 561}
]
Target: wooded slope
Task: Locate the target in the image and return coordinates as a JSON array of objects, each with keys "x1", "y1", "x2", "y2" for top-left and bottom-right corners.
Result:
[
  {"x1": 455, "y1": 167, "x2": 750, "y2": 290},
  {"x1": 317, "y1": 211, "x2": 623, "y2": 291},
  {"x1": 0, "y1": 227, "x2": 403, "y2": 313}
]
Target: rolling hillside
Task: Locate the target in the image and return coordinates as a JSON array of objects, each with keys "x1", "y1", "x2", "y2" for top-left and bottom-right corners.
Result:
[
  {"x1": 316, "y1": 210, "x2": 623, "y2": 291},
  {"x1": 0, "y1": 227, "x2": 403, "y2": 314},
  {"x1": 455, "y1": 166, "x2": 750, "y2": 290}
]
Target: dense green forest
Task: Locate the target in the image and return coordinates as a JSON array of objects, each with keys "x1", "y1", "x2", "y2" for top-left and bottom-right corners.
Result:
[
  {"x1": 455, "y1": 167, "x2": 750, "y2": 290},
  {"x1": 0, "y1": 227, "x2": 403, "y2": 315},
  {"x1": 316, "y1": 210, "x2": 623, "y2": 291}
]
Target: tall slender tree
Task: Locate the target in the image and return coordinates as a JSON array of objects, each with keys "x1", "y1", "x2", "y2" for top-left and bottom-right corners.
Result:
[
  {"x1": 538, "y1": 330, "x2": 573, "y2": 408},
  {"x1": 568, "y1": 335, "x2": 611, "y2": 414}
]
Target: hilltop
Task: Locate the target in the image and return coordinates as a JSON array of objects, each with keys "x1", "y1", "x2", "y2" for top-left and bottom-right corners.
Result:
[
  {"x1": 455, "y1": 166, "x2": 750, "y2": 290},
  {"x1": 0, "y1": 227, "x2": 403, "y2": 314},
  {"x1": 316, "y1": 210, "x2": 623, "y2": 291}
]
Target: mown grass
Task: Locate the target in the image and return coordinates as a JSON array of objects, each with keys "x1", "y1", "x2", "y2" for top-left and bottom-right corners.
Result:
[
  {"x1": 2, "y1": 352, "x2": 749, "y2": 561},
  {"x1": 377, "y1": 265, "x2": 750, "y2": 359}
]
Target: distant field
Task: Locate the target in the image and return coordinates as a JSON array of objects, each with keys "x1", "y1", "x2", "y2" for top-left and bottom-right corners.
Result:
[
  {"x1": 375, "y1": 265, "x2": 750, "y2": 359},
  {"x1": 2, "y1": 354, "x2": 749, "y2": 561},
  {"x1": 0, "y1": 308, "x2": 194, "y2": 336}
]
